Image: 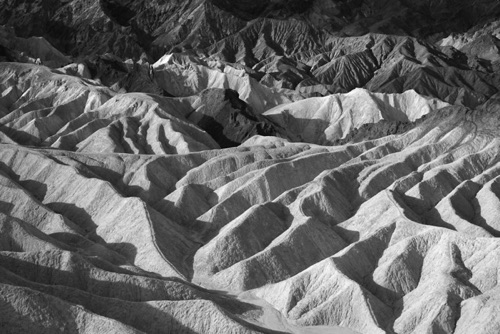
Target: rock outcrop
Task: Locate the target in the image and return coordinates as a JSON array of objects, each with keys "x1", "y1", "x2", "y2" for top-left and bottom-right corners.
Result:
[{"x1": 263, "y1": 88, "x2": 449, "y2": 144}]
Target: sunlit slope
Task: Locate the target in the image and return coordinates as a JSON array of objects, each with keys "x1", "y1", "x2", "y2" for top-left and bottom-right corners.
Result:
[{"x1": 0, "y1": 97, "x2": 499, "y2": 332}]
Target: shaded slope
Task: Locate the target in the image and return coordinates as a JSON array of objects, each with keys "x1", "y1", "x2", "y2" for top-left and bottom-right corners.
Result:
[
  {"x1": 2, "y1": 0, "x2": 499, "y2": 59},
  {"x1": 2, "y1": 2, "x2": 500, "y2": 113}
]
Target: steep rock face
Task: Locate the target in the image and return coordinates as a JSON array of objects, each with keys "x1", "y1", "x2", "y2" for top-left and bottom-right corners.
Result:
[
  {"x1": 0, "y1": 61, "x2": 302, "y2": 151},
  {"x1": 188, "y1": 88, "x2": 288, "y2": 147},
  {"x1": 438, "y1": 17, "x2": 500, "y2": 71},
  {"x1": 2, "y1": 0, "x2": 500, "y2": 60},
  {"x1": 201, "y1": 32, "x2": 500, "y2": 108},
  {"x1": 3, "y1": 2, "x2": 500, "y2": 111},
  {"x1": 152, "y1": 52, "x2": 305, "y2": 113},
  {"x1": 292, "y1": 34, "x2": 500, "y2": 106}
]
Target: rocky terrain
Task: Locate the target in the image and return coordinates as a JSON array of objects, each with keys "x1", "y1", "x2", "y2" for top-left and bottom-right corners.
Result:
[{"x1": 1, "y1": 0, "x2": 500, "y2": 333}]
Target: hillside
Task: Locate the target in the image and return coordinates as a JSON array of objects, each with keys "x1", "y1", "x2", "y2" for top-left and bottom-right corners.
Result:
[{"x1": 1, "y1": 1, "x2": 500, "y2": 333}]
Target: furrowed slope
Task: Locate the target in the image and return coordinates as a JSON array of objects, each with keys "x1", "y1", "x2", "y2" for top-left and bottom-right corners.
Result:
[
  {"x1": 2, "y1": 1, "x2": 500, "y2": 333},
  {"x1": 2, "y1": 1, "x2": 500, "y2": 112},
  {"x1": 2, "y1": 0, "x2": 499, "y2": 59},
  {"x1": 0, "y1": 63, "x2": 221, "y2": 153},
  {"x1": 263, "y1": 88, "x2": 449, "y2": 144},
  {"x1": 1, "y1": 90, "x2": 500, "y2": 332}
]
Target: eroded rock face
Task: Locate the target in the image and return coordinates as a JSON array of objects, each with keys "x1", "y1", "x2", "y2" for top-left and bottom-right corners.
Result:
[
  {"x1": 2, "y1": 1, "x2": 500, "y2": 109},
  {"x1": 1, "y1": 0, "x2": 500, "y2": 58},
  {"x1": 263, "y1": 88, "x2": 450, "y2": 144},
  {"x1": 2, "y1": 86, "x2": 500, "y2": 332},
  {"x1": 1, "y1": 1, "x2": 500, "y2": 333},
  {"x1": 188, "y1": 88, "x2": 289, "y2": 147}
]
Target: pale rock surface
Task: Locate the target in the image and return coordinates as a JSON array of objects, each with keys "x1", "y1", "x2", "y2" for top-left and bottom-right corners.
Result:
[
  {"x1": 1, "y1": 84, "x2": 500, "y2": 333},
  {"x1": 0, "y1": 63, "x2": 220, "y2": 154},
  {"x1": 153, "y1": 53, "x2": 304, "y2": 114},
  {"x1": 264, "y1": 88, "x2": 449, "y2": 144}
]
